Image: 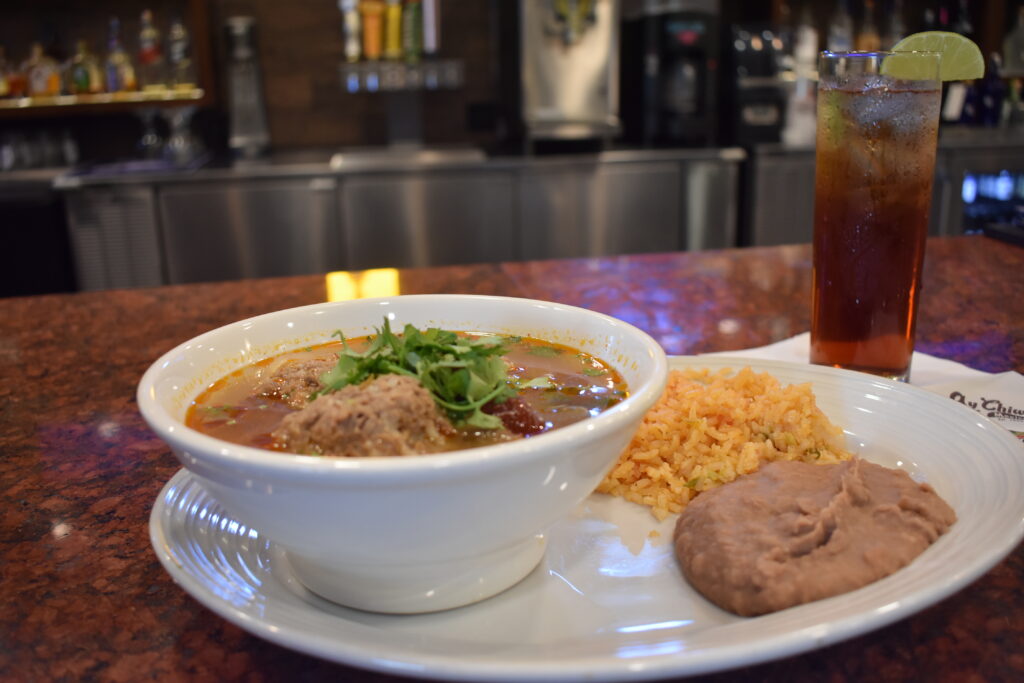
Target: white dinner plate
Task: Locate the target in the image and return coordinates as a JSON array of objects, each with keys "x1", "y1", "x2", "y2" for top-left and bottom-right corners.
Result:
[{"x1": 149, "y1": 357, "x2": 1024, "y2": 682}]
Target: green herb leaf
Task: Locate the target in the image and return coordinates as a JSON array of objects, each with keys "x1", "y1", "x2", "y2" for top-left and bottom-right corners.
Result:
[
  {"x1": 528, "y1": 345, "x2": 563, "y2": 357},
  {"x1": 314, "y1": 318, "x2": 516, "y2": 428},
  {"x1": 202, "y1": 405, "x2": 235, "y2": 419},
  {"x1": 522, "y1": 376, "x2": 555, "y2": 390}
]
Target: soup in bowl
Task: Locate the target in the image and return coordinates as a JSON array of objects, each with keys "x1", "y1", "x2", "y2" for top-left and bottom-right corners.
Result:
[{"x1": 138, "y1": 295, "x2": 668, "y2": 613}]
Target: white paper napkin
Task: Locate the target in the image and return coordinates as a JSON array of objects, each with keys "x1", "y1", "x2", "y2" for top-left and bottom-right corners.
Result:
[{"x1": 703, "y1": 332, "x2": 1024, "y2": 439}]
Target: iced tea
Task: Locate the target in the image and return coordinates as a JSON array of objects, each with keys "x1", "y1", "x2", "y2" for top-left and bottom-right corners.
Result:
[{"x1": 810, "y1": 52, "x2": 941, "y2": 381}]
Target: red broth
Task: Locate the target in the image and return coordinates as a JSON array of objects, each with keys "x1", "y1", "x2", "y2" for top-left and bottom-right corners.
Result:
[{"x1": 186, "y1": 334, "x2": 628, "y2": 454}]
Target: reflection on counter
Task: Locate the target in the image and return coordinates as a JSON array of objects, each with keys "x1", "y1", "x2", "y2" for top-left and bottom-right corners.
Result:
[
  {"x1": 962, "y1": 170, "x2": 1024, "y2": 232},
  {"x1": 326, "y1": 268, "x2": 401, "y2": 301}
]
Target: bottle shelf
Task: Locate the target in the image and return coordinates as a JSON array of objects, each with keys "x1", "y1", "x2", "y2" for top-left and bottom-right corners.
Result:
[
  {"x1": 0, "y1": 88, "x2": 207, "y2": 116},
  {"x1": 339, "y1": 60, "x2": 463, "y2": 93}
]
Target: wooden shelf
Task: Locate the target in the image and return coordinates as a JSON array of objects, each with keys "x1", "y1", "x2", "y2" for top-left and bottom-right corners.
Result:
[
  {"x1": 0, "y1": 0, "x2": 216, "y2": 120},
  {"x1": 0, "y1": 88, "x2": 208, "y2": 118}
]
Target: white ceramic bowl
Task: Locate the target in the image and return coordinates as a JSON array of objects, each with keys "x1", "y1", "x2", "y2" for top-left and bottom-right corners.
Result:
[{"x1": 138, "y1": 295, "x2": 668, "y2": 614}]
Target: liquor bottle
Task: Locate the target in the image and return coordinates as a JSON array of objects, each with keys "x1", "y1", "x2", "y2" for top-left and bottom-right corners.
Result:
[
  {"x1": 5, "y1": 51, "x2": 27, "y2": 98},
  {"x1": 167, "y1": 16, "x2": 197, "y2": 89},
  {"x1": 0, "y1": 46, "x2": 9, "y2": 97},
  {"x1": 67, "y1": 40, "x2": 103, "y2": 94},
  {"x1": 137, "y1": 9, "x2": 165, "y2": 90},
  {"x1": 881, "y1": 0, "x2": 906, "y2": 50},
  {"x1": 1004, "y1": 78, "x2": 1024, "y2": 128},
  {"x1": 105, "y1": 17, "x2": 137, "y2": 92},
  {"x1": 951, "y1": 0, "x2": 974, "y2": 40},
  {"x1": 360, "y1": 1, "x2": 385, "y2": 61},
  {"x1": 402, "y1": 0, "x2": 423, "y2": 64},
  {"x1": 384, "y1": 0, "x2": 402, "y2": 60},
  {"x1": 339, "y1": 0, "x2": 361, "y2": 63},
  {"x1": 1004, "y1": 6, "x2": 1024, "y2": 79},
  {"x1": 938, "y1": 0, "x2": 952, "y2": 29},
  {"x1": 826, "y1": 0, "x2": 853, "y2": 52},
  {"x1": 921, "y1": 7, "x2": 937, "y2": 32},
  {"x1": 22, "y1": 43, "x2": 61, "y2": 96},
  {"x1": 975, "y1": 54, "x2": 1006, "y2": 127},
  {"x1": 855, "y1": 0, "x2": 881, "y2": 51},
  {"x1": 957, "y1": 77, "x2": 978, "y2": 125},
  {"x1": 422, "y1": 0, "x2": 439, "y2": 56}
]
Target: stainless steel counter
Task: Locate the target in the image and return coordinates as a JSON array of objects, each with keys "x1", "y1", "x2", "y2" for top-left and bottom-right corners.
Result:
[
  {"x1": 51, "y1": 146, "x2": 744, "y2": 187},
  {"x1": 53, "y1": 147, "x2": 747, "y2": 290},
  {"x1": 751, "y1": 125, "x2": 1024, "y2": 157},
  {"x1": 746, "y1": 127, "x2": 1024, "y2": 246}
]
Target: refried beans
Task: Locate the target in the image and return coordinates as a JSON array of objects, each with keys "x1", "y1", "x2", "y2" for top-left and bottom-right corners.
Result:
[{"x1": 673, "y1": 458, "x2": 957, "y2": 616}]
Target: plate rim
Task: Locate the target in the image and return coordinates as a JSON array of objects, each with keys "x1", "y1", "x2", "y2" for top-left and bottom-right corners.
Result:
[{"x1": 149, "y1": 356, "x2": 1024, "y2": 681}]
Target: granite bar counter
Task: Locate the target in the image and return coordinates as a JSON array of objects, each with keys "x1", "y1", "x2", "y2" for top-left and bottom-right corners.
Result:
[{"x1": 1, "y1": 235, "x2": 1022, "y2": 682}]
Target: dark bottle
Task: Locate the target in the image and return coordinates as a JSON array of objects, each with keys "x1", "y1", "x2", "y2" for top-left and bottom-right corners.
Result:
[
  {"x1": 975, "y1": 55, "x2": 1006, "y2": 127},
  {"x1": 950, "y1": 0, "x2": 974, "y2": 40},
  {"x1": 921, "y1": 7, "x2": 937, "y2": 32}
]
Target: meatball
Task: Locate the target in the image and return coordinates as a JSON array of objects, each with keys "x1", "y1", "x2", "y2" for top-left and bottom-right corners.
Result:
[
  {"x1": 272, "y1": 374, "x2": 455, "y2": 457},
  {"x1": 482, "y1": 396, "x2": 546, "y2": 436},
  {"x1": 258, "y1": 357, "x2": 336, "y2": 409}
]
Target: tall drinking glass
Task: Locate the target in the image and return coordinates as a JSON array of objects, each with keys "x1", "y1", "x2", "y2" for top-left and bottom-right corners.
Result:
[{"x1": 810, "y1": 51, "x2": 942, "y2": 382}]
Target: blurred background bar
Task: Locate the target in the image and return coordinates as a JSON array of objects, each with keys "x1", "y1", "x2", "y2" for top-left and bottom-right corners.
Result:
[{"x1": 2, "y1": 0, "x2": 1024, "y2": 297}]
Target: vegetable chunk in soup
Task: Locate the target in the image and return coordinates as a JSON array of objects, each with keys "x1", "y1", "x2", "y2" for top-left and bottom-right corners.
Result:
[{"x1": 186, "y1": 322, "x2": 628, "y2": 457}]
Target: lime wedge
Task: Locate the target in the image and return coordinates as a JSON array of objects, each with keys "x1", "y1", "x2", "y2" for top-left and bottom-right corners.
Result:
[{"x1": 884, "y1": 31, "x2": 984, "y2": 81}]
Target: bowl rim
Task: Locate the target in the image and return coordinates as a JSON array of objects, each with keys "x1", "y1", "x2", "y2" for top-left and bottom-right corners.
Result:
[{"x1": 136, "y1": 294, "x2": 669, "y2": 480}]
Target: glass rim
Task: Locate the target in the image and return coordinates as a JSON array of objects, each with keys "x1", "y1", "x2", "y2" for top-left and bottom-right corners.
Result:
[{"x1": 820, "y1": 49, "x2": 941, "y2": 58}]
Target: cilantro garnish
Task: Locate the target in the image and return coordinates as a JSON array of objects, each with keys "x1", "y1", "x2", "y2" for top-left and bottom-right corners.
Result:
[
  {"x1": 520, "y1": 376, "x2": 555, "y2": 390},
  {"x1": 202, "y1": 405, "x2": 235, "y2": 420},
  {"x1": 314, "y1": 318, "x2": 516, "y2": 429}
]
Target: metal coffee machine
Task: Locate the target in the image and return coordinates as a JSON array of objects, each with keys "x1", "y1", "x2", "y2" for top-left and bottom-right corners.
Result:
[
  {"x1": 719, "y1": 24, "x2": 788, "y2": 146},
  {"x1": 496, "y1": 0, "x2": 621, "y2": 152},
  {"x1": 619, "y1": 0, "x2": 720, "y2": 147}
]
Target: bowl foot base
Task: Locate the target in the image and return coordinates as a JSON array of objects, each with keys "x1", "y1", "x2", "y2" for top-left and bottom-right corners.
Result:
[{"x1": 287, "y1": 534, "x2": 547, "y2": 614}]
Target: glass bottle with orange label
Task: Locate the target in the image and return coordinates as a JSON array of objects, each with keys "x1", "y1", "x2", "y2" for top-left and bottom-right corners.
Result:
[
  {"x1": 360, "y1": 1, "x2": 385, "y2": 61},
  {"x1": 23, "y1": 43, "x2": 61, "y2": 96}
]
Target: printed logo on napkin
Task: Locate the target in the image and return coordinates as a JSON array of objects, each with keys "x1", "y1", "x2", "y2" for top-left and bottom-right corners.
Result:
[{"x1": 926, "y1": 372, "x2": 1024, "y2": 441}]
